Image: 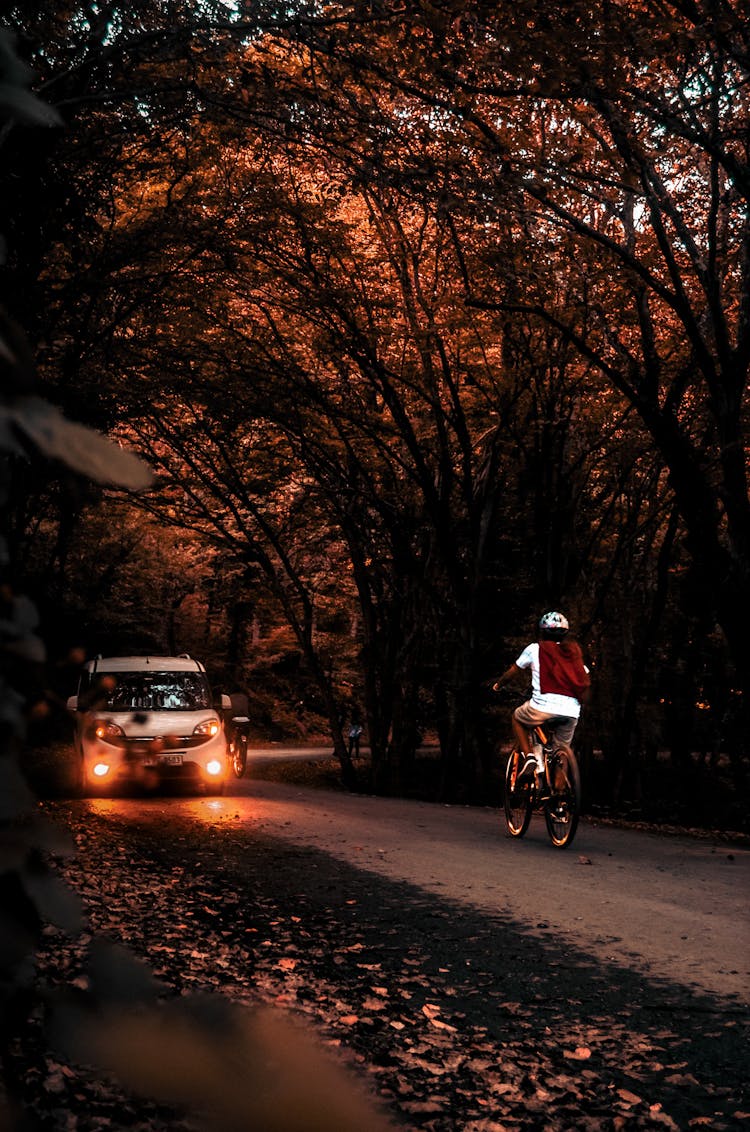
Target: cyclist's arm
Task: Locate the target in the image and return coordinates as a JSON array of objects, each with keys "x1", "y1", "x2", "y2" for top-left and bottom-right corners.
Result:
[{"x1": 492, "y1": 663, "x2": 526, "y2": 692}]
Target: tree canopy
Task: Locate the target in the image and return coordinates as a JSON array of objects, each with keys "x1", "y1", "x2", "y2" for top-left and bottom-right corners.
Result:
[{"x1": 3, "y1": 0, "x2": 747, "y2": 809}]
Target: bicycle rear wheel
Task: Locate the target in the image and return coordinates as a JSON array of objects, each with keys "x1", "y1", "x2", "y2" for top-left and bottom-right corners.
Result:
[
  {"x1": 504, "y1": 750, "x2": 533, "y2": 837},
  {"x1": 544, "y1": 746, "x2": 581, "y2": 848}
]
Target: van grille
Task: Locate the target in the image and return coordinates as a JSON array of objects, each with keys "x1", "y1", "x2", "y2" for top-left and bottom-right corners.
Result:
[{"x1": 106, "y1": 735, "x2": 209, "y2": 751}]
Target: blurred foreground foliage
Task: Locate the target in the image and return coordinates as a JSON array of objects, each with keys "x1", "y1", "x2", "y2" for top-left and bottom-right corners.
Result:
[{"x1": 0, "y1": 26, "x2": 391, "y2": 1130}]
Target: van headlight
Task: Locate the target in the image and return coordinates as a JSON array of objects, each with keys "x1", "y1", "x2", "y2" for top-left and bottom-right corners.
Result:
[
  {"x1": 193, "y1": 718, "x2": 220, "y2": 738},
  {"x1": 94, "y1": 721, "x2": 125, "y2": 743}
]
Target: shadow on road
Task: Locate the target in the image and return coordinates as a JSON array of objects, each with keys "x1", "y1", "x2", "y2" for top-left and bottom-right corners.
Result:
[{"x1": 18, "y1": 803, "x2": 750, "y2": 1130}]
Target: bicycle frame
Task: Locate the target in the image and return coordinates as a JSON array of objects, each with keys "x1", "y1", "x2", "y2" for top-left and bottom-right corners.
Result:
[{"x1": 533, "y1": 722, "x2": 566, "y2": 790}]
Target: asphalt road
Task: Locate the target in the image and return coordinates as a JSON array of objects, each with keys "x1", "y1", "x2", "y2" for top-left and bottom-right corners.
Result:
[
  {"x1": 92, "y1": 761, "x2": 750, "y2": 1006},
  {"x1": 21, "y1": 756, "x2": 749, "y2": 1131}
]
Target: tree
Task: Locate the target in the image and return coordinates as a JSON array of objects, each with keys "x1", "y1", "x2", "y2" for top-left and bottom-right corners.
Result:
[
  {"x1": 6, "y1": 2, "x2": 745, "y2": 806},
  {"x1": 287, "y1": 0, "x2": 749, "y2": 704}
]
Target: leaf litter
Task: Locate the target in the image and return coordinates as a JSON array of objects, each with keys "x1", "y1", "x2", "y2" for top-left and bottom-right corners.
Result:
[{"x1": 8, "y1": 801, "x2": 748, "y2": 1132}]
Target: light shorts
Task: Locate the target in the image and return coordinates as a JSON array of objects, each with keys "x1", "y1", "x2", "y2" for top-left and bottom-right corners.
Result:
[{"x1": 513, "y1": 701, "x2": 577, "y2": 745}]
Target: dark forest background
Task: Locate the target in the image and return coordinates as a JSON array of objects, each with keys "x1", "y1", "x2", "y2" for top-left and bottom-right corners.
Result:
[{"x1": 2, "y1": 1, "x2": 748, "y2": 827}]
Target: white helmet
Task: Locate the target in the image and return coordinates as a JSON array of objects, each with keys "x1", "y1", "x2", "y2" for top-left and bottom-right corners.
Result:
[{"x1": 539, "y1": 610, "x2": 569, "y2": 639}]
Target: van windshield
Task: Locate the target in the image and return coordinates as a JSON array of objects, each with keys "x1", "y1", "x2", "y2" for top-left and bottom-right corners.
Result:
[{"x1": 99, "y1": 672, "x2": 212, "y2": 711}]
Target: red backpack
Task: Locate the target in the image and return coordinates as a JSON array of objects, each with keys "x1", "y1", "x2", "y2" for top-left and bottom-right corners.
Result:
[{"x1": 539, "y1": 640, "x2": 590, "y2": 698}]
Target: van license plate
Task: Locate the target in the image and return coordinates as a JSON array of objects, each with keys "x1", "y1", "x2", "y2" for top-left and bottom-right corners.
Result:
[{"x1": 160, "y1": 754, "x2": 183, "y2": 766}]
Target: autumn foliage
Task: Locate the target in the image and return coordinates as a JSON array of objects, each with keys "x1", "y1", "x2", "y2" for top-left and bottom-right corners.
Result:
[{"x1": 2, "y1": 1, "x2": 748, "y2": 819}]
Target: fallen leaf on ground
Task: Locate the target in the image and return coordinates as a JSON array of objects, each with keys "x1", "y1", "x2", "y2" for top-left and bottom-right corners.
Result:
[
  {"x1": 421, "y1": 1004, "x2": 457, "y2": 1032},
  {"x1": 665, "y1": 1072, "x2": 700, "y2": 1086},
  {"x1": 617, "y1": 1088, "x2": 642, "y2": 1104}
]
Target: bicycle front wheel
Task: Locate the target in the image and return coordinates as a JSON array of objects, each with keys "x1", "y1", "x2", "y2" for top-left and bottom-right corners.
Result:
[
  {"x1": 544, "y1": 746, "x2": 581, "y2": 848},
  {"x1": 504, "y1": 750, "x2": 533, "y2": 837}
]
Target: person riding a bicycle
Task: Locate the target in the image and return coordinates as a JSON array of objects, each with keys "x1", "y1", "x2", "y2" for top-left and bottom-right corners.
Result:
[{"x1": 493, "y1": 610, "x2": 590, "y2": 779}]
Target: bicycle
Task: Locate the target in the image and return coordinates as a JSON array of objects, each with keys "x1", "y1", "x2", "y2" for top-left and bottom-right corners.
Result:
[{"x1": 503, "y1": 720, "x2": 581, "y2": 848}]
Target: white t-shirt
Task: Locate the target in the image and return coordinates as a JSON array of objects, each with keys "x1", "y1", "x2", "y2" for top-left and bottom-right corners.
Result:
[{"x1": 515, "y1": 642, "x2": 581, "y2": 718}]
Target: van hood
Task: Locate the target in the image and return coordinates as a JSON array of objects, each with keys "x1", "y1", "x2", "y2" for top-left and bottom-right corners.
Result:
[{"x1": 99, "y1": 709, "x2": 219, "y2": 737}]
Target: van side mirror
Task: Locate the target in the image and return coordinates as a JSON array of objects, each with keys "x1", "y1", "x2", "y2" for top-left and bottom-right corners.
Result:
[
  {"x1": 219, "y1": 694, "x2": 232, "y2": 711},
  {"x1": 66, "y1": 695, "x2": 78, "y2": 711}
]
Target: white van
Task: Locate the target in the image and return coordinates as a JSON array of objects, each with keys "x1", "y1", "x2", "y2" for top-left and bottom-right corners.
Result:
[{"x1": 67, "y1": 655, "x2": 230, "y2": 795}]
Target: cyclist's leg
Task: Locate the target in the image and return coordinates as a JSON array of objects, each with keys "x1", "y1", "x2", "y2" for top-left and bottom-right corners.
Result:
[
  {"x1": 511, "y1": 705, "x2": 533, "y2": 755},
  {"x1": 512, "y1": 705, "x2": 550, "y2": 788},
  {"x1": 513, "y1": 701, "x2": 550, "y2": 756},
  {"x1": 547, "y1": 717, "x2": 577, "y2": 790},
  {"x1": 550, "y1": 717, "x2": 576, "y2": 746}
]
